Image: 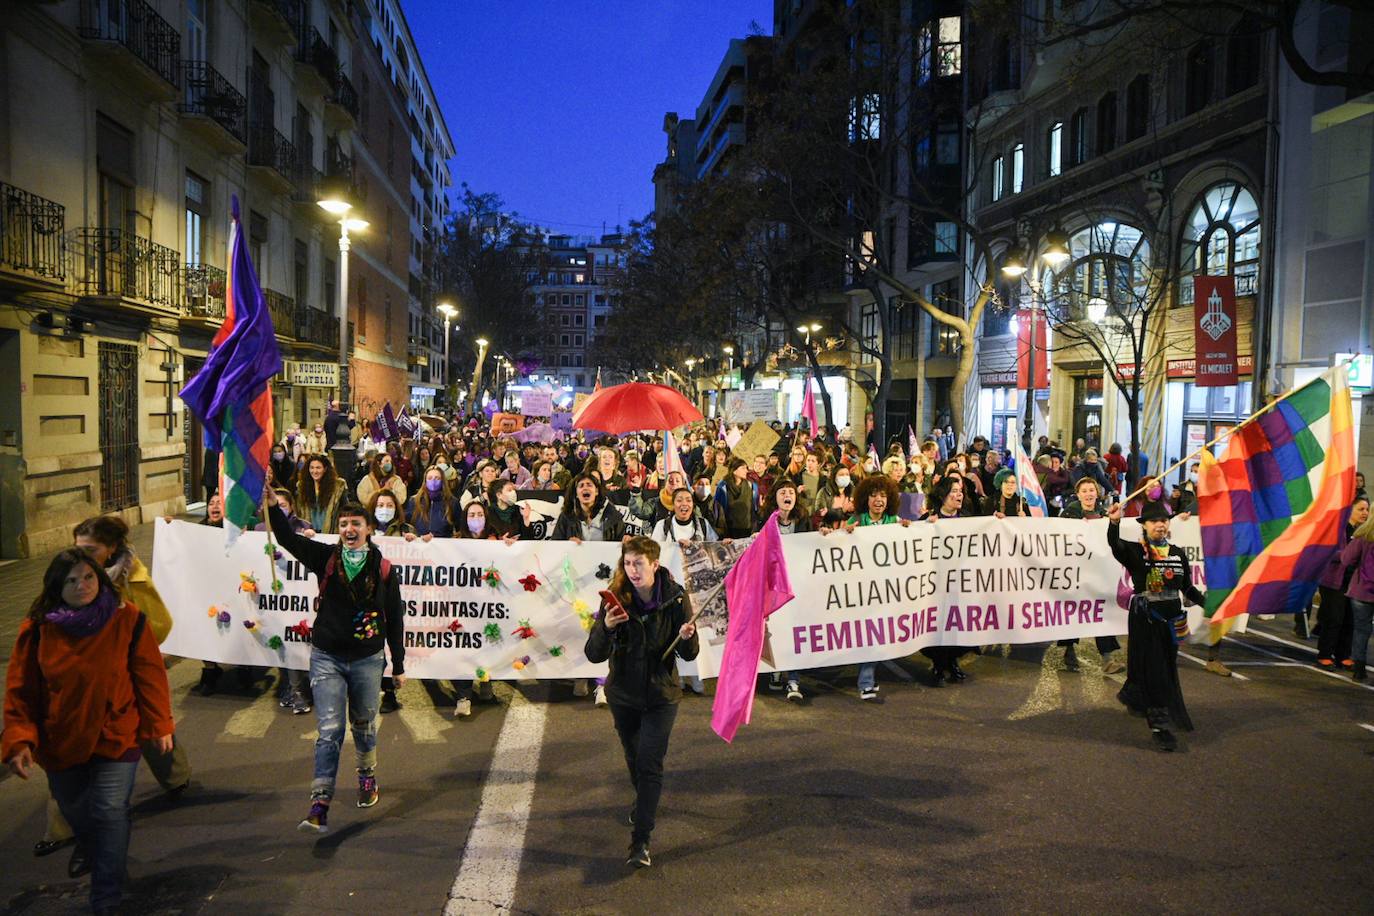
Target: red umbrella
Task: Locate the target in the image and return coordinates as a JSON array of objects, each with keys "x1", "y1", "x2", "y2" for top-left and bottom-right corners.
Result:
[{"x1": 573, "y1": 382, "x2": 703, "y2": 434}]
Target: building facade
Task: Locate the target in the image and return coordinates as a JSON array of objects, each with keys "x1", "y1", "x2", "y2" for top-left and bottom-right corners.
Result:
[
  {"x1": 527, "y1": 232, "x2": 626, "y2": 394},
  {"x1": 0, "y1": 0, "x2": 451, "y2": 558}
]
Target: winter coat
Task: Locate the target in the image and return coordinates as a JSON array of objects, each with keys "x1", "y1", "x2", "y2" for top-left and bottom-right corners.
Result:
[
  {"x1": 583, "y1": 570, "x2": 699, "y2": 710},
  {"x1": 1338, "y1": 536, "x2": 1374, "y2": 603},
  {"x1": 551, "y1": 498, "x2": 627, "y2": 542}
]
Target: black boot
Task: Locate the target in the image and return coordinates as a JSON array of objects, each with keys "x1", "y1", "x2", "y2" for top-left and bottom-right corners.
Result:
[
  {"x1": 930, "y1": 665, "x2": 947, "y2": 688},
  {"x1": 196, "y1": 665, "x2": 222, "y2": 697},
  {"x1": 1354, "y1": 661, "x2": 1367, "y2": 682},
  {"x1": 380, "y1": 689, "x2": 401, "y2": 713},
  {"x1": 948, "y1": 659, "x2": 967, "y2": 682},
  {"x1": 1151, "y1": 728, "x2": 1178, "y2": 752}
]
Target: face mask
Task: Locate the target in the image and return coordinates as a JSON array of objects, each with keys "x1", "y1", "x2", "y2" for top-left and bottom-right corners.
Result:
[
  {"x1": 374, "y1": 506, "x2": 395, "y2": 524},
  {"x1": 835, "y1": 475, "x2": 851, "y2": 488},
  {"x1": 381, "y1": 462, "x2": 393, "y2": 474},
  {"x1": 1189, "y1": 473, "x2": 1199, "y2": 484},
  {"x1": 696, "y1": 486, "x2": 710, "y2": 498},
  {"x1": 436, "y1": 462, "x2": 448, "y2": 470},
  {"x1": 426, "y1": 478, "x2": 443, "y2": 493},
  {"x1": 272, "y1": 451, "x2": 285, "y2": 461},
  {"x1": 1147, "y1": 486, "x2": 1162, "y2": 500},
  {"x1": 314, "y1": 429, "x2": 323, "y2": 435},
  {"x1": 467, "y1": 517, "x2": 485, "y2": 535},
  {"x1": 286, "y1": 434, "x2": 296, "y2": 442}
]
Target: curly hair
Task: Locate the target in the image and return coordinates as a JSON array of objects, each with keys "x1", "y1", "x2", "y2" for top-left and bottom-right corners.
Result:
[{"x1": 852, "y1": 474, "x2": 900, "y2": 518}]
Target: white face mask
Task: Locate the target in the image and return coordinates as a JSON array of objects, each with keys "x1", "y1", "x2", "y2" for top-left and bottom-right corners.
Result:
[
  {"x1": 374, "y1": 506, "x2": 396, "y2": 524},
  {"x1": 835, "y1": 475, "x2": 851, "y2": 488},
  {"x1": 1189, "y1": 472, "x2": 1199, "y2": 484}
]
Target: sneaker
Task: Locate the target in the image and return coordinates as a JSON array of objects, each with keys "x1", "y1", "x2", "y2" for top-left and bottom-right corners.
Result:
[
  {"x1": 1063, "y1": 645, "x2": 1080, "y2": 672},
  {"x1": 594, "y1": 685, "x2": 608, "y2": 707},
  {"x1": 1340, "y1": 659, "x2": 1354, "y2": 669},
  {"x1": 859, "y1": 686, "x2": 879, "y2": 701},
  {"x1": 1102, "y1": 656, "x2": 1126, "y2": 675},
  {"x1": 768, "y1": 672, "x2": 785, "y2": 691},
  {"x1": 626, "y1": 842, "x2": 651, "y2": 868},
  {"x1": 379, "y1": 690, "x2": 400, "y2": 713},
  {"x1": 454, "y1": 697, "x2": 472, "y2": 718},
  {"x1": 1205, "y1": 659, "x2": 1233, "y2": 677},
  {"x1": 357, "y1": 772, "x2": 379, "y2": 808},
  {"x1": 290, "y1": 691, "x2": 311, "y2": 715},
  {"x1": 1317, "y1": 658, "x2": 1335, "y2": 668},
  {"x1": 685, "y1": 677, "x2": 706, "y2": 695},
  {"x1": 572, "y1": 679, "x2": 590, "y2": 697},
  {"x1": 786, "y1": 680, "x2": 802, "y2": 702},
  {"x1": 298, "y1": 800, "x2": 329, "y2": 834},
  {"x1": 278, "y1": 693, "x2": 293, "y2": 708}
]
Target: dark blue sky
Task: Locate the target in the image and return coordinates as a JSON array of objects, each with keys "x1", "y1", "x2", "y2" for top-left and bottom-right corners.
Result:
[{"x1": 403, "y1": 1, "x2": 774, "y2": 234}]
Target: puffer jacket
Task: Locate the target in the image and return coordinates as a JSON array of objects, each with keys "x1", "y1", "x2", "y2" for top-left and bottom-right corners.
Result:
[
  {"x1": 584, "y1": 570, "x2": 699, "y2": 710},
  {"x1": 551, "y1": 497, "x2": 627, "y2": 542}
]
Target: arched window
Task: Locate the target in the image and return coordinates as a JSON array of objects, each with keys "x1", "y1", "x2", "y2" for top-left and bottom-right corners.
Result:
[
  {"x1": 1178, "y1": 181, "x2": 1260, "y2": 306},
  {"x1": 1044, "y1": 221, "x2": 1151, "y2": 322}
]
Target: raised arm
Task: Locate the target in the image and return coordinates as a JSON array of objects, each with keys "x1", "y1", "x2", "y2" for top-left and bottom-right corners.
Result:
[{"x1": 269, "y1": 502, "x2": 331, "y2": 574}]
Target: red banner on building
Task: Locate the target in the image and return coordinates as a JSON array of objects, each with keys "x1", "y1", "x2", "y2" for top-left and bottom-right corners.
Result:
[
  {"x1": 1016, "y1": 309, "x2": 1049, "y2": 390},
  {"x1": 1194, "y1": 275, "x2": 1238, "y2": 387}
]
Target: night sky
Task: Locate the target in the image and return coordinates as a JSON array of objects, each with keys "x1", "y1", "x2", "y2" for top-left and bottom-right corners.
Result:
[{"x1": 403, "y1": 0, "x2": 774, "y2": 234}]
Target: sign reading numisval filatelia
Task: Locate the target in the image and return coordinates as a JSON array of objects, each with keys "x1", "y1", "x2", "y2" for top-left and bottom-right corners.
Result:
[{"x1": 284, "y1": 361, "x2": 339, "y2": 387}]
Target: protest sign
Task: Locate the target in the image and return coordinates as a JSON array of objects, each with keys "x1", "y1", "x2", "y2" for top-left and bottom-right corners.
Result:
[
  {"x1": 490, "y1": 412, "x2": 526, "y2": 435},
  {"x1": 723, "y1": 389, "x2": 778, "y2": 423},
  {"x1": 730, "y1": 419, "x2": 781, "y2": 462},
  {"x1": 521, "y1": 390, "x2": 553, "y2": 416}
]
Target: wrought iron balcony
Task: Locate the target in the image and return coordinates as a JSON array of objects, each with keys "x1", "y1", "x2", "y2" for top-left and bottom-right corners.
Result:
[
  {"x1": 263, "y1": 289, "x2": 297, "y2": 336},
  {"x1": 295, "y1": 27, "x2": 338, "y2": 85},
  {"x1": 327, "y1": 71, "x2": 359, "y2": 120},
  {"x1": 183, "y1": 263, "x2": 226, "y2": 319},
  {"x1": 0, "y1": 182, "x2": 66, "y2": 282},
  {"x1": 291, "y1": 159, "x2": 323, "y2": 204},
  {"x1": 295, "y1": 303, "x2": 341, "y2": 349},
  {"x1": 324, "y1": 141, "x2": 353, "y2": 182},
  {"x1": 72, "y1": 228, "x2": 181, "y2": 309},
  {"x1": 79, "y1": 0, "x2": 180, "y2": 88},
  {"x1": 179, "y1": 61, "x2": 247, "y2": 144},
  {"x1": 248, "y1": 124, "x2": 297, "y2": 180}
]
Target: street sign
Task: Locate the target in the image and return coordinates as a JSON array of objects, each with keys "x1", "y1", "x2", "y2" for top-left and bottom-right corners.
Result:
[
  {"x1": 1336, "y1": 352, "x2": 1373, "y2": 392},
  {"x1": 284, "y1": 360, "x2": 338, "y2": 387}
]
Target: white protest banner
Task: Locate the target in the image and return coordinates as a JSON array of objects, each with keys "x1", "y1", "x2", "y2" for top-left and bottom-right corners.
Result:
[
  {"x1": 154, "y1": 520, "x2": 622, "y2": 679},
  {"x1": 723, "y1": 389, "x2": 778, "y2": 423},
  {"x1": 521, "y1": 390, "x2": 553, "y2": 417}
]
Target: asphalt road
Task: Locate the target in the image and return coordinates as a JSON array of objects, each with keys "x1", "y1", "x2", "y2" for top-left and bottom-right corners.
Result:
[{"x1": 2, "y1": 523, "x2": 1373, "y2": 914}]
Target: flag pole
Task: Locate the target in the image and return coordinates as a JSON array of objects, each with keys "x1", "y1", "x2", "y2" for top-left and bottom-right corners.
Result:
[
  {"x1": 1120, "y1": 363, "x2": 1349, "y2": 506},
  {"x1": 261, "y1": 385, "x2": 282, "y2": 592}
]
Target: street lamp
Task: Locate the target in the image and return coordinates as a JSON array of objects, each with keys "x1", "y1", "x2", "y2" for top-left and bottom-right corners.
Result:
[
  {"x1": 797, "y1": 322, "x2": 822, "y2": 346},
  {"x1": 1001, "y1": 228, "x2": 1070, "y2": 450},
  {"x1": 437, "y1": 302, "x2": 457, "y2": 407},
  {"x1": 317, "y1": 193, "x2": 367, "y2": 408},
  {"x1": 469, "y1": 337, "x2": 490, "y2": 412},
  {"x1": 723, "y1": 345, "x2": 734, "y2": 388}
]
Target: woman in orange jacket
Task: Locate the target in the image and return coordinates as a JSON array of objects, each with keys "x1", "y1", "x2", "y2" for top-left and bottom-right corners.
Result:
[{"x1": 3, "y1": 548, "x2": 174, "y2": 914}]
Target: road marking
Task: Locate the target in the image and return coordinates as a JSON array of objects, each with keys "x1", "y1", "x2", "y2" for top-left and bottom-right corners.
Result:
[
  {"x1": 1245, "y1": 628, "x2": 1324, "y2": 655},
  {"x1": 1224, "y1": 636, "x2": 1374, "y2": 693},
  {"x1": 445, "y1": 683, "x2": 546, "y2": 915},
  {"x1": 395, "y1": 680, "x2": 454, "y2": 744},
  {"x1": 1216, "y1": 661, "x2": 1305, "y2": 667},
  {"x1": 1178, "y1": 651, "x2": 1250, "y2": 681},
  {"x1": 221, "y1": 689, "x2": 280, "y2": 741},
  {"x1": 1359, "y1": 724, "x2": 1374, "y2": 735}
]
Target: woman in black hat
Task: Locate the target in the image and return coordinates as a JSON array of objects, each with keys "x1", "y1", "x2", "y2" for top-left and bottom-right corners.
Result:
[{"x1": 1105, "y1": 500, "x2": 1205, "y2": 751}]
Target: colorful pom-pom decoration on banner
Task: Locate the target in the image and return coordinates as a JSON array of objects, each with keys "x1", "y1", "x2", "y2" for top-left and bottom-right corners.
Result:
[
  {"x1": 270, "y1": 576, "x2": 284, "y2": 594},
  {"x1": 290, "y1": 620, "x2": 312, "y2": 639},
  {"x1": 512, "y1": 659, "x2": 526, "y2": 671},
  {"x1": 243, "y1": 619, "x2": 259, "y2": 631},
  {"x1": 595, "y1": 563, "x2": 612, "y2": 580},
  {"x1": 475, "y1": 667, "x2": 490, "y2": 683},
  {"x1": 238, "y1": 572, "x2": 259, "y2": 595},
  {"x1": 483, "y1": 566, "x2": 501, "y2": 588},
  {"x1": 548, "y1": 645, "x2": 565, "y2": 657},
  {"x1": 267, "y1": 635, "x2": 283, "y2": 650},
  {"x1": 206, "y1": 606, "x2": 219, "y2": 619},
  {"x1": 447, "y1": 620, "x2": 464, "y2": 633},
  {"x1": 572, "y1": 599, "x2": 594, "y2": 631},
  {"x1": 512, "y1": 620, "x2": 536, "y2": 640},
  {"x1": 216, "y1": 610, "x2": 232, "y2": 626},
  {"x1": 483, "y1": 622, "x2": 503, "y2": 642},
  {"x1": 519, "y1": 574, "x2": 540, "y2": 592},
  {"x1": 560, "y1": 557, "x2": 577, "y2": 597}
]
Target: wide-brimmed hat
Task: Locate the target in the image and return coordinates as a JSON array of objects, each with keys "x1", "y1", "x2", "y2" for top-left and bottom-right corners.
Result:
[{"x1": 1140, "y1": 501, "x2": 1171, "y2": 522}]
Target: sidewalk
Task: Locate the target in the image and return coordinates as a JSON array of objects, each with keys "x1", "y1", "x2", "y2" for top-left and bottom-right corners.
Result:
[{"x1": 0, "y1": 511, "x2": 204, "y2": 680}]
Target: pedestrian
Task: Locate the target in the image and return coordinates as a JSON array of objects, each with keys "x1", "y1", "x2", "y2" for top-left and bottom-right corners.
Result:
[
  {"x1": 485, "y1": 479, "x2": 536, "y2": 539},
  {"x1": 714, "y1": 458, "x2": 758, "y2": 539},
  {"x1": 368, "y1": 489, "x2": 415, "y2": 539},
  {"x1": 268, "y1": 494, "x2": 406, "y2": 832},
  {"x1": 919, "y1": 475, "x2": 976, "y2": 685},
  {"x1": 1317, "y1": 495, "x2": 1370, "y2": 669},
  {"x1": 649, "y1": 487, "x2": 719, "y2": 546},
  {"x1": 760, "y1": 479, "x2": 812, "y2": 701},
  {"x1": 270, "y1": 442, "x2": 297, "y2": 492},
  {"x1": 1104, "y1": 443, "x2": 1128, "y2": 495},
  {"x1": 1336, "y1": 510, "x2": 1374, "y2": 681},
  {"x1": 408, "y1": 467, "x2": 457, "y2": 540},
  {"x1": 296, "y1": 454, "x2": 344, "y2": 534},
  {"x1": 838, "y1": 474, "x2": 912, "y2": 700},
  {"x1": 500, "y1": 450, "x2": 533, "y2": 489},
  {"x1": 584, "y1": 536, "x2": 699, "y2": 869},
  {"x1": 356, "y1": 452, "x2": 408, "y2": 509},
  {"x1": 4, "y1": 549, "x2": 174, "y2": 913},
  {"x1": 1105, "y1": 501, "x2": 1206, "y2": 750},
  {"x1": 1039, "y1": 452, "x2": 1072, "y2": 514},
  {"x1": 985, "y1": 468, "x2": 1030, "y2": 518},
  {"x1": 460, "y1": 459, "x2": 500, "y2": 508},
  {"x1": 1057, "y1": 478, "x2": 1125, "y2": 674}
]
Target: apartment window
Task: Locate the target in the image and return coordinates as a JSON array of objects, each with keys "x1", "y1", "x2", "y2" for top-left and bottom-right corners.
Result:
[
  {"x1": 1179, "y1": 181, "x2": 1261, "y2": 305},
  {"x1": 1186, "y1": 42, "x2": 1213, "y2": 114},
  {"x1": 559, "y1": 355, "x2": 570, "y2": 367},
  {"x1": 574, "y1": 334, "x2": 583, "y2": 347},
  {"x1": 574, "y1": 293, "x2": 585, "y2": 306},
  {"x1": 936, "y1": 17, "x2": 961, "y2": 76},
  {"x1": 888, "y1": 296, "x2": 917, "y2": 360},
  {"x1": 324, "y1": 256, "x2": 335, "y2": 313},
  {"x1": 934, "y1": 221, "x2": 958, "y2": 256},
  {"x1": 249, "y1": 210, "x2": 268, "y2": 280},
  {"x1": 929, "y1": 280, "x2": 961, "y2": 356},
  {"x1": 593, "y1": 314, "x2": 606, "y2": 327},
  {"x1": 561, "y1": 293, "x2": 571, "y2": 305},
  {"x1": 936, "y1": 120, "x2": 959, "y2": 165},
  {"x1": 850, "y1": 93, "x2": 881, "y2": 142},
  {"x1": 561, "y1": 334, "x2": 570, "y2": 346},
  {"x1": 1125, "y1": 74, "x2": 1150, "y2": 140},
  {"x1": 575, "y1": 374, "x2": 585, "y2": 387},
  {"x1": 860, "y1": 302, "x2": 880, "y2": 353},
  {"x1": 97, "y1": 114, "x2": 135, "y2": 236},
  {"x1": 560, "y1": 314, "x2": 570, "y2": 327},
  {"x1": 1096, "y1": 92, "x2": 1117, "y2": 154},
  {"x1": 1047, "y1": 122, "x2": 1063, "y2": 176},
  {"x1": 355, "y1": 274, "x2": 367, "y2": 338},
  {"x1": 293, "y1": 239, "x2": 308, "y2": 310},
  {"x1": 384, "y1": 294, "x2": 393, "y2": 347},
  {"x1": 1227, "y1": 18, "x2": 1262, "y2": 94},
  {"x1": 1011, "y1": 143, "x2": 1024, "y2": 193},
  {"x1": 573, "y1": 314, "x2": 584, "y2": 327},
  {"x1": 916, "y1": 24, "x2": 932, "y2": 85},
  {"x1": 1069, "y1": 107, "x2": 1089, "y2": 166},
  {"x1": 184, "y1": 172, "x2": 207, "y2": 265},
  {"x1": 574, "y1": 354, "x2": 584, "y2": 367},
  {"x1": 991, "y1": 155, "x2": 1004, "y2": 201}
]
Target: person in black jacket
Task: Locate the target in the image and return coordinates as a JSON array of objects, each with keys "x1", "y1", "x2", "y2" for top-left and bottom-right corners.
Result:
[
  {"x1": 584, "y1": 536, "x2": 699, "y2": 869},
  {"x1": 762, "y1": 479, "x2": 812, "y2": 701},
  {"x1": 551, "y1": 474, "x2": 627, "y2": 544},
  {"x1": 268, "y1": 493, "x2": 406, "y2": 833},
  {"x1": 1056, "y1": 477, "x2": 1124, "y2": 673},
  {"x1": 1106, "y1": 500, "x2": 1205, "y2": 752}
]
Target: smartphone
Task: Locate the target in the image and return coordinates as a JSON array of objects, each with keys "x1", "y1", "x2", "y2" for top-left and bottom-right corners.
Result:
[{"x1": 598, "y1": 589, "x2": 628, "y2": 621}]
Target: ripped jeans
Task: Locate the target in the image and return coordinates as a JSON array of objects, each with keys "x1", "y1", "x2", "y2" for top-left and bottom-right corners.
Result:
[{"x1": 308, "y1": 647, "x2": 386, "y2": 800}]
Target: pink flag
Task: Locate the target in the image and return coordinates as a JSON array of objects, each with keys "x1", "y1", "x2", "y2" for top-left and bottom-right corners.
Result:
[
  {"x1": 800, "y1": 373, "x2": 818, "y2": 439},
  {"x1": 661, "y1": 428, "x2": 685, "y2": 478},
  {"x1": 710, "y1": 513, "x2": 795, "y2": 743},
  {"x1": 867, "y1": 443, "x2": 881, "y2": 471},
  {"x1": 907, "y1": 425, "x2": 919, "y2": 459}
]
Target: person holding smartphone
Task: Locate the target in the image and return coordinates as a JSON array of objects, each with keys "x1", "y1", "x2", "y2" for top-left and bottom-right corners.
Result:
[{"x1": 584, "y1": 537, "x2": 699, "y2": 869}]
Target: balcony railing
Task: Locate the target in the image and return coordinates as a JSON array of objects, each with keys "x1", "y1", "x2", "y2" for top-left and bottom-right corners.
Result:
[
  {"x1": 1, "y1": 182, "x2": 66, "y2": 281},
  {"x1": 72, "y1": 228, "x2": 181, "y2": 309},
  {"x1": 180, "y1": 61, "x2": 247, "y2": 144},
  {"x1": 184, "y1": 263, "x2": 226, "y2": 319},
  {"x1": 327, "y1": 71, "x2": 359, "y2": 120},
  {"x1": 295, "y1": 303, "x2": 341, "y2": 349},
  {"x1": 263, "y1": 288, "x2": 296, "y2": 335},
  {"x1": 295, "y1": 27, "x2": 338, "y2": 84},
  {"x1": 79, "y1": 0, "x2": 180, "y2": 88},
  {"x1": 248, "y1": 124, "x2": 296, "y2": 179},
  {"x1": 324, "y1": 141, "x2": 353, "y2": 181}
]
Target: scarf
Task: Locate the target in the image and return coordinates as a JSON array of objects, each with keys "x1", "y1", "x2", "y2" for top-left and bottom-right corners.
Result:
[
  {"x1": 45, "y1": 585, "x2": 119, "y2": 637},
  {"x1": 341, "y1": 546, "x2": 369, "y2": 580}
]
